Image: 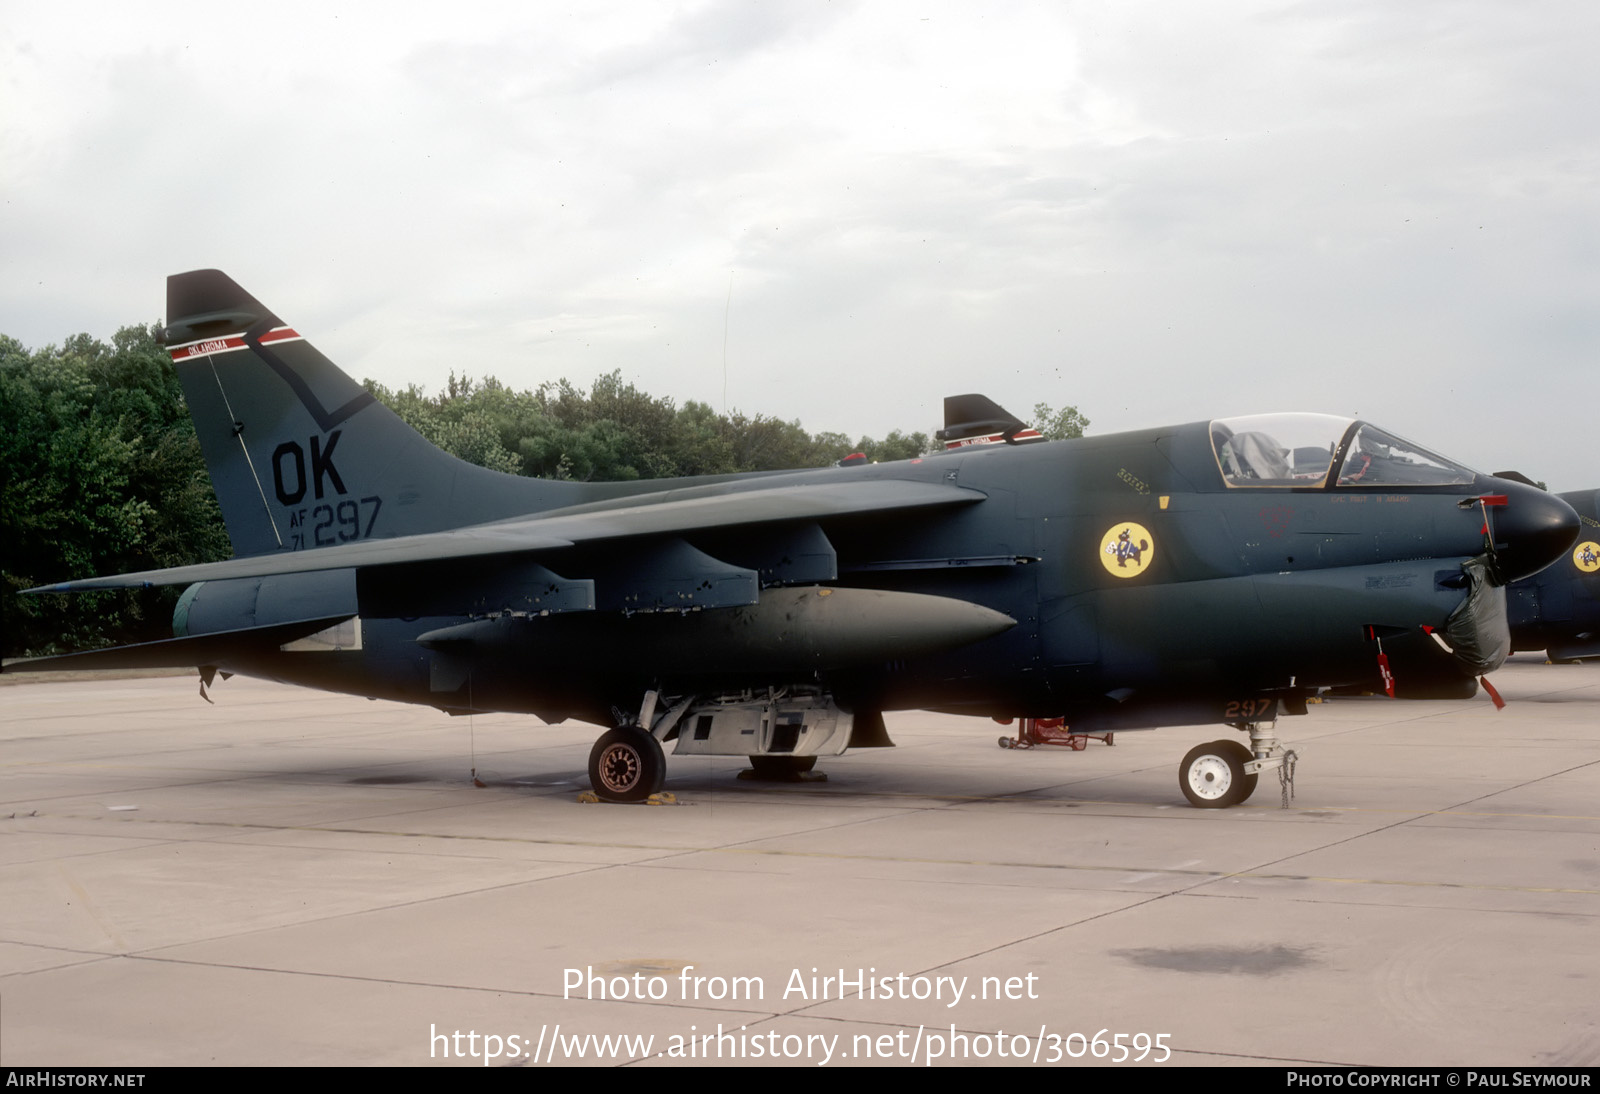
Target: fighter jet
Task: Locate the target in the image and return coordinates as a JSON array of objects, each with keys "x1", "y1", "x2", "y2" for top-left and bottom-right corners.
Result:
[
  {"x1": 12, "y1": 271, "x2": 1582, "y2": 808},
  {"x1": 1509, "y1": 488, "x2": 1600, "y2": 661}
]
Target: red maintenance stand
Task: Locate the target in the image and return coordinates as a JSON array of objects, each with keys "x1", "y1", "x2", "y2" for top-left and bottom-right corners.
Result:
[{"x1": 995, "y1": 717, "x2": 1114, "y2": 752}]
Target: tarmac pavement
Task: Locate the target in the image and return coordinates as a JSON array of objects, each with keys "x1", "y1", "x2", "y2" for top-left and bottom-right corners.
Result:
[{"x1": 1, "y1": 657, "x2": 1596, "y2": 1067}]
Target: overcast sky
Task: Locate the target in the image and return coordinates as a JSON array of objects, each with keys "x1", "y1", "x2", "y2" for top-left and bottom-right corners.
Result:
[{"x1": 3, "y1": 1, "x2": 1596, "y2": 489}]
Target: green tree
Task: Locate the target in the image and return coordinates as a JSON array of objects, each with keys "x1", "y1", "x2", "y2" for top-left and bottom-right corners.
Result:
[
  {"x1": 1032, "y1": 402, "x2": 1089, "y2": 441},
  {"x1": 2, "y1": 326, "x2": 228, "y2": 657}
]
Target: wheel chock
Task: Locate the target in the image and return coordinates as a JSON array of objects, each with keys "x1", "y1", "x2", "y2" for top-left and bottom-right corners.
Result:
[{"x1": 577, "y1": 789, "x2": 684, "y2": 805}]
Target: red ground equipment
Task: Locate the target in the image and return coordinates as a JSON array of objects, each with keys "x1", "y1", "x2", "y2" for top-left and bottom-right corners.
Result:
[{"x1": 994, "y1": 717, "x2": 1114, "y2": 751}]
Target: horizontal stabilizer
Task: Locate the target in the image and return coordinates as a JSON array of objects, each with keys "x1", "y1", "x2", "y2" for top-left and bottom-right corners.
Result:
[{"x1": 4, "y1": 616, "x2": 354, "y2": 673}]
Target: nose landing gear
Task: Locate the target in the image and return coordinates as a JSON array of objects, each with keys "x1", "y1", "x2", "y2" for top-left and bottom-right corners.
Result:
[{"x1": 1178, "y1": 718, "x2": 1297, "y2": 808}]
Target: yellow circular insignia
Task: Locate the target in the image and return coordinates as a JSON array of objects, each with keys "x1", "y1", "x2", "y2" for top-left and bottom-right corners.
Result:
[
  {"x1": 1099, "y1": 522, "x2": 1156, "y2": 578},
  {"x1": 1575, "y1": 541, "x2": 1600, "y2": 574}
]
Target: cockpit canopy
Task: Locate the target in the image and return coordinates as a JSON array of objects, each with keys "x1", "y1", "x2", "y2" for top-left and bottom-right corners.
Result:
[{"x1": 1210, "y1": 413, "x2": 1476, "y2": 489}]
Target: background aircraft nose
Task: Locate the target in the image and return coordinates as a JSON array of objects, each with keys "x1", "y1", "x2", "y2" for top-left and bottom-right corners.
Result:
[{"x1": 1481, "y1": 478, "x2": 1581, "y2": 583}]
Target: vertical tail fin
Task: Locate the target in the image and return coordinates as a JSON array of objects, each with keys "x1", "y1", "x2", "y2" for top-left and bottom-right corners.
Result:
[
  {"x1": 936, "y1": 394, "x2": 1043, "y2": 449},
  {"x1": 163, "y1": 270, "x2": 577, "y2": 557}
]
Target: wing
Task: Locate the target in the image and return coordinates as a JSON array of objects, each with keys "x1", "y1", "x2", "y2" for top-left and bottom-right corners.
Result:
[{"x1": 26, "y1": 479, "x2": 985, "y2": 593}]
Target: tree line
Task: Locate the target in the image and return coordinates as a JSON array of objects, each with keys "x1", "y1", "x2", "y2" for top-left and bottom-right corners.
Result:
[{"x1": 2, "y1": 323, "x2": 1086, "y2": 658}]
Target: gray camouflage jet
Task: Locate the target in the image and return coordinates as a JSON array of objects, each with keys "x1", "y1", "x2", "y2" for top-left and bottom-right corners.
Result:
[{"x1": 12, "y1": 271, "x2": 1581, "y2": 807}]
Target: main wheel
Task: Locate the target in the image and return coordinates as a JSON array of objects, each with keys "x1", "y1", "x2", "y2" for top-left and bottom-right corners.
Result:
[
  {"x1": 588, "y1": 726, "x2": 666, "y2": 802},
  {"x1": 749, "y1": 755, "x2": 817, "y2": 775},
  {"x1": 1179, "y1": 739, "x2": 1257, "y2": 808}
]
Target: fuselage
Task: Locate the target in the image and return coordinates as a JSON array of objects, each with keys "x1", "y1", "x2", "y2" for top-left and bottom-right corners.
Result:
[
  {"x1": 176, "y1": 414, "x2": 1578, "y2": 731},
  {"x1": 19, "y1": 269, "x2": 1583, "y2": 807}
]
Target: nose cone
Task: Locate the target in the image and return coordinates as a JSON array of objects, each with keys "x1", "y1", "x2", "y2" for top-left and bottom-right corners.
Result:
[{"x1": 1481, "y1": 477, "x2": 1581, "y2": 583}]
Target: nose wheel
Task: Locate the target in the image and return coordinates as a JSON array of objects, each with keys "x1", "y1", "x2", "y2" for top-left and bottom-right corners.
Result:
[{"x1": 1179, "y1": 739, "x2": 1257, "y2": 808}]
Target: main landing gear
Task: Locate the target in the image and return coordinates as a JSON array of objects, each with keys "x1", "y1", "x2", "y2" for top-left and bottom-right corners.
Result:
[
  {"x1": 586, "y1": 689, "x2": 687, "y2": 802},
  {"x1": 1178, "y1": 718, "x2": 1298, "y2": 809},
  {"x1": 584, "y1": 687, "x2": 852, "y2": 800},
  {"x1": 588, "y1": 726, "x2": 667, "y2": 803}
]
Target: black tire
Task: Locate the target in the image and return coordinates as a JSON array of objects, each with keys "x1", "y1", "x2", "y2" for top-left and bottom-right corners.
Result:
[
  {"x1": 588, "y1": 727, "x2": 666, "y2": 802},
  {"x1": 998, "y1": 736, "x2": 1012, "y2": 749},
  {"x1": 1179, "y1": 739, "x2": 1257, "y2": 808},
  {"x1": 749, "y1": 755, "x2": 817, "y2": 775}
]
